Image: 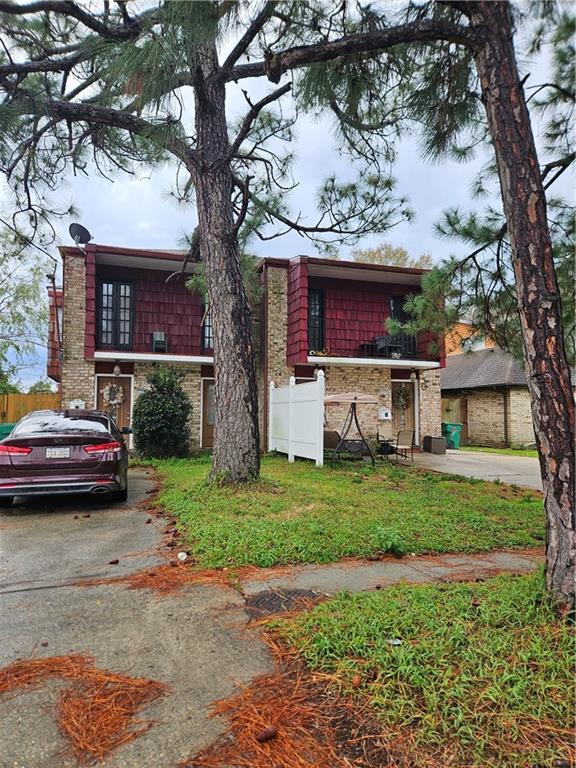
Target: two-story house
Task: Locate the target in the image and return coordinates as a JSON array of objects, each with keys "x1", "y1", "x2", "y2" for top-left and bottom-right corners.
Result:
[{"x1": 48, "y1": 244, "x2": 443, "y2": 450}]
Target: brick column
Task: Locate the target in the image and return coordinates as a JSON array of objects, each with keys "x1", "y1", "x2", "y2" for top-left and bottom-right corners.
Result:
[
  {"x1": 61, "y1": 250, "x2": 95, "y2": 408},
  {"x1": 418, "y1": 369, "x2": 441, "y2": 443}
]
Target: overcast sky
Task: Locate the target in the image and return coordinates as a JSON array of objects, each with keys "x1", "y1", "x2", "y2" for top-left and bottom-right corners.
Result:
[{"x1": 7, "y1": 16, "x2": 572, "y2": 390}]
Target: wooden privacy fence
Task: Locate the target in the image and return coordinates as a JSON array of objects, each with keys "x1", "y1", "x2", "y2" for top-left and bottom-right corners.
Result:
[{"x1": 0, "y1": 392, "x2": 61, "y2": 423}]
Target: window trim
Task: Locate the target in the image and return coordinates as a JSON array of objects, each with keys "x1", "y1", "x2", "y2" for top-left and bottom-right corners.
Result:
[
  {"x1": 308, "y1": 288, "x2": 325, "y2": 352},
  {"x1": 97, "y1": 279, "x2": 135, "y2": 350}
]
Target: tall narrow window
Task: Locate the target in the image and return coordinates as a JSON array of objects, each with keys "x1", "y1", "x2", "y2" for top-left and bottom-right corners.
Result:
[
  {"x1": 97, "y1": 281, "x2": 133, "y2": 349},
  {"x1": 308, "y1": 289, "x2": 324, "y2": 351},
  {"x1": 202, "y1": 305, "x2": 213, "y2": 350},
  {"x1": 391, "y1": 295, "x2": 410, "y2": 323}
]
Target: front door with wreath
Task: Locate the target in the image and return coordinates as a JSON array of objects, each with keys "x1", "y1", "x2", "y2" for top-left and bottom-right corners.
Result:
[
  {"x1": 391, "y1": 381, "x2": 415, "y2": 434},
  {"x1": 96, "y1": 376, "x2": 132, "y2": 430}
]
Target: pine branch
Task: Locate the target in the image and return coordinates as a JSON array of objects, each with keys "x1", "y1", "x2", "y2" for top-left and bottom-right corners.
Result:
[
  {"x1": 227, "y1": 82, "x2": 291, "y2": 161},
  {"x1": 221, "y1": 1, "x2": 277, "y2": 76},
  {"x1": 226, "y1": 20, "x2": 482, "y2": 82},
  {"x1": 0, "y1": 1, "x2": 157, "y2": 41},
  {"x1": 165, "y1": 229, "x2": 200, "y2": 283},
  {"x1": 12, "y1": 91, "x2": 199, "y2": 170}
]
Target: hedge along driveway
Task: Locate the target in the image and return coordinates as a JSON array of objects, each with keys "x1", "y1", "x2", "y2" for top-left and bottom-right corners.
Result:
[{"x1": 154, "y1": 455, "x2": 544, "y2": 569}]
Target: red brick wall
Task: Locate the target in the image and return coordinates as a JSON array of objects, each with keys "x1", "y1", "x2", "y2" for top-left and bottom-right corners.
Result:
[{"x1": 94, "y1": 265, "x2": 206, "y2": 355}]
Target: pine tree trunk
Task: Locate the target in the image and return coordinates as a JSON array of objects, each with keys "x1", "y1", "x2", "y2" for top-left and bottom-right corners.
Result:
[
  {"x1": 192, "y1": 42, "x2": 260, "y2": 483},
  {"x1": 470, "y1": 2, "x2": 575, "y2": 611}
]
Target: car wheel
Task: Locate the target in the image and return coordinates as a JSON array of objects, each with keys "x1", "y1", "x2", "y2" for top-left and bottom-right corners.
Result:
[
  {"x1": 0, "y1": 496, "x2": 14, "y2": 508},
  {"x1": 112, "y1": 488, "x2": 128, "y2": 503}
]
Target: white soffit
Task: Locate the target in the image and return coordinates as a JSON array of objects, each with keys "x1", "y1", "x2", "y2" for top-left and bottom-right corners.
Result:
[
  {"x1": 306, "y1": 263, "x2": 422, "y2": 285},
  {"x1": 95, "y1": 252, "x2": 198, "y2": 274}
]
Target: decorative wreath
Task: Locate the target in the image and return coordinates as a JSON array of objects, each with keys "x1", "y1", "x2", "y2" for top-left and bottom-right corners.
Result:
[
  {"x1": 101, "y1": 382, "x2": 124, "y2": 409},
  {"x1": 392, "y1": 383, "x2": 411, "y2": 413}
]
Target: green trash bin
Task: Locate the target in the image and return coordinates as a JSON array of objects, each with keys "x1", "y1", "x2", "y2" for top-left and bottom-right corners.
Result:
[
  {"x1": 441, "y1": 422, "x2": 463, "y2": 450},
  {"x1": 0, "y1": 423, "x2": 16, "y2": 440}
]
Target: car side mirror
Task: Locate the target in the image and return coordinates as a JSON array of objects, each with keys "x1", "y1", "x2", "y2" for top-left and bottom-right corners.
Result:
[{"x1": 121, "y1": 426, "x2": 133, "y2": 435}]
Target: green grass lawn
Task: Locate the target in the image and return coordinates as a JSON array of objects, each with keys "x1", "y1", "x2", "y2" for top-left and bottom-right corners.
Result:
[
  {"x1": 275, "y1": 572, "x2": 574, "y2": 768},
  {"x1": 461, "y1": 445, "x2": 539, "y2": 458},
  {"x1": 154, "y1": 454, "x2": 543, "y2": 569}
]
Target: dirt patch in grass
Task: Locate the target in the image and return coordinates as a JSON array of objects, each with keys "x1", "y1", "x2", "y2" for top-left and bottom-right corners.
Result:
[
  {"x1": 245, "y1": 589, "x2": 325, "y2": 621},
  {"x1": 0, "y1": 654, "x2": 167, "y2": 763}
]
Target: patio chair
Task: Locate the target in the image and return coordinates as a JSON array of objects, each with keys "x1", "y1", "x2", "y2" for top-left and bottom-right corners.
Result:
[{"x1": 393, "y1": 429, "x2": 415, "y2": 463}]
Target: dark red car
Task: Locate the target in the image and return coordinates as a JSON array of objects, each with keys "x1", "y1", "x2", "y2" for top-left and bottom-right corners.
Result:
[{"x1": 0, "y1": 409, "x2": 130, "y2": 508}]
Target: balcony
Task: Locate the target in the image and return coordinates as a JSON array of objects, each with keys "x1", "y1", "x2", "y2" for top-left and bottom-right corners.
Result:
[{"x1": 358, "y1": 332, "x2": 417, "y2": 361}]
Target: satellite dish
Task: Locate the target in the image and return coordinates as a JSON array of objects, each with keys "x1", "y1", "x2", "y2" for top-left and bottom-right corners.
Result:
[{"x1": 69, "y1": 222, "x2": 92, "y2": 245}]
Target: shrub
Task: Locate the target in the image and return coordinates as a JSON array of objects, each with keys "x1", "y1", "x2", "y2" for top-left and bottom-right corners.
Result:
[{"x1": 132, "y1": 366, "x2": 192, "y2": 458}]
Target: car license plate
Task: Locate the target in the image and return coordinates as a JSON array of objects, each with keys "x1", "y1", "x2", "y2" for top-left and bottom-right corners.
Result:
[{"x1": 46, "y1": 447, "x2": 70, "y2": 459}]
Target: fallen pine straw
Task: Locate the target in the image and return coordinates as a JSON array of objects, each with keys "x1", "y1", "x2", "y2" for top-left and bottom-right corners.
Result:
[
  {"x1": 183, "y1": 637, "x2": 390, "y2": 768},
  {"x1": 57, "y1": 667, "x2": 167, "y2": 762},
  {"x1": 0, "y1": 653, "x2": 91, "y2": 696},
  {"x1": 75, "y1": 562, "x2": 292, "y2": 597},
  {"x1": 0, "y1": 654, "x2": 168, "y2": 763}
]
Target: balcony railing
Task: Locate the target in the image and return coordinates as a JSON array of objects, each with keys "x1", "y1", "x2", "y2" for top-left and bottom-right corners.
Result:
[{"x1": 358, "y1": 333, "x2": 417, "y2": 360}]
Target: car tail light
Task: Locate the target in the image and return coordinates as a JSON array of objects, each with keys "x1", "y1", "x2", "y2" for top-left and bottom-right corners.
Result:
[
  {"x1": 0, "y1": 445, "x2": 32, "y2": 455},
  {"x1": 83, "y1": 441, "x2": 122, "y2": 454}
]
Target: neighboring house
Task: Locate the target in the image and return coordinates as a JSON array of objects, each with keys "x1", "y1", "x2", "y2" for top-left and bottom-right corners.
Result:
[
  {"x1": 48, "y1": 244, "x2": 444, "y2": 449},
  {"x1": 441, "y1": 348, "x2": 537, "y2": 447},
  {"x1": 445, "y1": 321, "x2": 496, "y2": 356}
]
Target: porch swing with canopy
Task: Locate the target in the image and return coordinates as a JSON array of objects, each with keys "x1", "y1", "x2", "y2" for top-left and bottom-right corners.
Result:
[{"x1": 323, "y1": 392, "x2": 378, "y2": 465}]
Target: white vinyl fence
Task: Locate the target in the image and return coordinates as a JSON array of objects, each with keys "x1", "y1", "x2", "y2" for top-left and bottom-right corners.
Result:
[{"x1": 268, "y1": 371, "x2": 325, "y2": 466}]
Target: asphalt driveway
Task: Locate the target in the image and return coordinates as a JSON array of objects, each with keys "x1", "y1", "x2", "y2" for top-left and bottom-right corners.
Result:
[
  {"x1": 412, "y1": 449, "x2": 542, "y2": 490},
  {"x1": 0, "y1": 469, "x2": 271, "y2": 768}
]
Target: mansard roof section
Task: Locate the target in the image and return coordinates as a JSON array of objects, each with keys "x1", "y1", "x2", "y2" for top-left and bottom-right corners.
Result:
[
  {"x1": 259, "y1": 255, "x2": 427, "y2": 286},
  {"x1": 59, "y1": 243, "x2": 199, "y2": 274}
]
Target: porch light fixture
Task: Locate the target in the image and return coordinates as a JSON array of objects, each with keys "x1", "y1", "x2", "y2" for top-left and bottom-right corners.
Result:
[
  {"x1": 113, "y1": 362, "x2": 121, "y2": 377},
  {"x1": 410, "y1": 369, "x2": 417, "y2": 382}
]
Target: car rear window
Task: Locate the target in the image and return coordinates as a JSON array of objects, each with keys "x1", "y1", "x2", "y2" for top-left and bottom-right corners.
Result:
[{"x1": 13, "y1": 413, "x2": 110, "y2": 435}]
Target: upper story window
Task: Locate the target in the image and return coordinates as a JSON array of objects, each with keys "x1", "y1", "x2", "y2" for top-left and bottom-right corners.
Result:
[
  {"x1": 390, "y1": 294, "x2": 411, "y2": 324},
  {"x1": 97, "y1": 280, "x2": 133, "y2": 349},
  {"x1": 308, "y1": 289, "x2": 324, "y2": 352},
  {"x1": 202, "y1": 305, "x2": 213, "y2": 350}
]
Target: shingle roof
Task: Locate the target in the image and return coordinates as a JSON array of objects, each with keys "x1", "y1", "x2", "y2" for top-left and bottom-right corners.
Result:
[{"x1": 441, "y1": 348, "x2": 528, "y2": 391}]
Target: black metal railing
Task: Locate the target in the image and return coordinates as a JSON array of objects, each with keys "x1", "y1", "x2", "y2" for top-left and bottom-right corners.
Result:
[{"x1": 358, "y1": 332, "x2": 417, "y2": 360}]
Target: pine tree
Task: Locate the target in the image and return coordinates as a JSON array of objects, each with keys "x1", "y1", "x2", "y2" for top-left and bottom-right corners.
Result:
[{"x1": 0, "y1": 1, "x2": 573, "y2": 607}]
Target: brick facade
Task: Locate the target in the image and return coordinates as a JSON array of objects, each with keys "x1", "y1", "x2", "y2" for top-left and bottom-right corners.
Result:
[
  {"x1": 507, "y1": 388, "x2": 535, "y2": 446},
  {"x1": 418, "y1": 369, "x2": 442, "y2": 442},
  {"x1": 467, "y1": 390, "x2": 507, "y2": 446},
  {"x1": 61, "y1": 250, "x2": 95, "y2": 408},
  {"x1": 261, "y1": 264, "x2": 441, "y2": 446},
  {"x1": 58, "y1": 250, "x2": 442, "y2": 452},
  {"x1": 323, "y1": 365, "x2": 391, "y2": 440}
]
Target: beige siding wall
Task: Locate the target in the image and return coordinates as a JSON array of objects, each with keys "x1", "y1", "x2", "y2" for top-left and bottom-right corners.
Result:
[
  {"x1": 466, "y1": 390, "x2": 506, "y2": 446},
  {"x1": 61, "y1": 251, "x2": 95, "y2": 408}
]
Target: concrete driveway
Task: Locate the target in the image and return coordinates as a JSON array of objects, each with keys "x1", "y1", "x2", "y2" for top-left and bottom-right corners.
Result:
[
  {"x1": 0, "y1": 469, "x2": 271, "y2": 768},
  {"x1": 412, "y1": 449, "x2": 542, "y2": 490}
]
